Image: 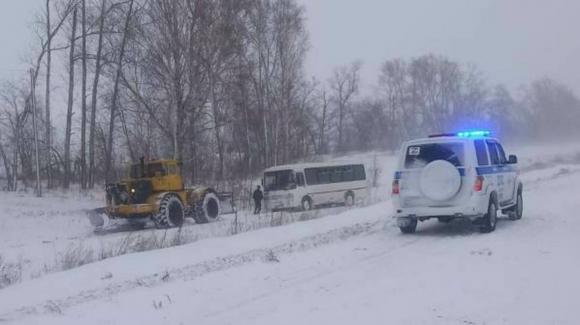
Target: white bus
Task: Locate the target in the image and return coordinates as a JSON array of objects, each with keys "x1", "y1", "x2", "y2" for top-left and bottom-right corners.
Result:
[{"x1": 262, "y1": 162, "x2": 369, "y2": 211}]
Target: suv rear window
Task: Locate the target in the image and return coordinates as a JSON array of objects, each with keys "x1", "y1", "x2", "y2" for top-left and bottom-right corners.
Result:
[{"x1": 405, "y1": 143, "x2": 465, "y2": 168}]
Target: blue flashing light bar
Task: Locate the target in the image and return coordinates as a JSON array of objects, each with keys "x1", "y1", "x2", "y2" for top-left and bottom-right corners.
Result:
[
  {"x1": 429, "y1": 130, "x2": 491, "y2": 138},
  {"x1": 456, "y1": 130, "x2": 491, "y2": 138}
]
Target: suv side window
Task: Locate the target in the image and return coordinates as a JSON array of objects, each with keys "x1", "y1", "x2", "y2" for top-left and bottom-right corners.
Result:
[
  {"x1": 474, "y1": 140, "x2": 489, "y2": 166},
  {"x1": 487, "y1": 141, "x2": 500, "y2": 165},
  {"x1": 495, "y1": 143, "x2": 508, "y2": 164}
]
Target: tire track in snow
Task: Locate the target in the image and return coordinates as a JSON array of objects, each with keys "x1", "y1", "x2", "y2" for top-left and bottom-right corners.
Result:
[{"x1": 200, "y1": 234, "x2": 422, "y2": 320}]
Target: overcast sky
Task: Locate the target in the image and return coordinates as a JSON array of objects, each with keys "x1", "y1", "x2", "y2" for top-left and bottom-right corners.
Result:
[
  {"x1": 0, "y1": 0, "x2": 38, "y2": 81},
  {"x1": 298, "y1": 0, "x2": 580, "y2": 94},
  {"x1": 1, "y1": 0, "x2": 580, "y2": 95}
]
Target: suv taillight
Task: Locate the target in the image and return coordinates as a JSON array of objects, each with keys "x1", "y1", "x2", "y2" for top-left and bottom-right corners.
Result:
[
  {"x1": 392, "y1": 179, "x2": 400, "y2": 195},
  {"x1": 473, "y1": 176, "x2": 484, "y2": 192}
]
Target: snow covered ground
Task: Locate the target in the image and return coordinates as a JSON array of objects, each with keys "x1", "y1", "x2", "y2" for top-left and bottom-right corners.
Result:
[{"x1": 1, "y1": 142, "x2": 580, "y2": 324}]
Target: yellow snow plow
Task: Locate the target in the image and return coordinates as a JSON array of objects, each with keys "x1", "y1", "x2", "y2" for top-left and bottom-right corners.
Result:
[{"x1": 88, "y1": 158, "x2": 220, "y2": 230}]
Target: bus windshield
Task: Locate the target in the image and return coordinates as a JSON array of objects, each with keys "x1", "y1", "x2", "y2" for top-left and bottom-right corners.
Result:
[{"x1": 264, "y1": 170, "x2": 296, "y2": 191}]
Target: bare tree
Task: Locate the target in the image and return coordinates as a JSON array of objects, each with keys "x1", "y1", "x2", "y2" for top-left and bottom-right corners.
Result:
[
  {"x1": 34, "y1": 0, "x2": 75, "y2": 188},
  {"x1": 80, "y1": 0, "x2": 88, "y2": 189},
  {"x1": 316, "y1": 88, "x2": 329, "y2": 154},
  {"x1": 29, "y1": 70, "x2": 42, "y2": 196},
  {"x1": 328, "y1": 61, "x2": 361, "y2": 152},
  {"x1": 0, "y1": 82, "x2": 31, "y2": 191},
  {"x1": 44, "y1": 0, "x2": 54, "y2": 189},
  {"x1": 104, "y1": 0, "x2": 134, "y2": 183},
  {"x1": 88, "y1": 0, "x2": 107, "y2": 188},
  {"x1": 0, "y1": 137, "x2": 13, "y2": 190},
  {"x1": 63, "y1": 4, "x2": 78, "y2": 189}
]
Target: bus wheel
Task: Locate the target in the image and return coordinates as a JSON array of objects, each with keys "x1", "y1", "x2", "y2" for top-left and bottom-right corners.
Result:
[
  {"x1": 345, "y1": 192, "x2": 355, "y2": 207},
  {"x1": 301, "y1": 197, "x2": 313, "y2": 211}
]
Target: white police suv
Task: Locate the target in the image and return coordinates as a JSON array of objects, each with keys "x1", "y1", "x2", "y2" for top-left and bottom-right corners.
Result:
[{"x1": 392, "y1": 131, "x2": 523, "y2": 234}]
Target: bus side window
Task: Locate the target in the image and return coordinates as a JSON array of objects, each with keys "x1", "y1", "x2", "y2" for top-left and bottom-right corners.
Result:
[
  {"x1": 354, "y1": 165, "x2": 366, "y2": 180},
  {"x1": 331, "y1": 167, "x2": 342, "y2": 183},
  {"x1": 342, "y1": 166, "x2": 355, "y2": 181},
  {"x1": 318, "y1": 168, "x2": 331, "y2": 184},
  {"x1": 296, "y1": 172, "x2": 305, "y2": 186},
  {"x1": 305, "y1": 168, "x2": 318, "y2": 185}
]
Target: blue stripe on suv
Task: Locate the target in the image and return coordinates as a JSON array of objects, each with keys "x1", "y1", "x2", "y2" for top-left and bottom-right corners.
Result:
[{"x1": 476, "y1": 165, "x2": 515, "y2": 175}]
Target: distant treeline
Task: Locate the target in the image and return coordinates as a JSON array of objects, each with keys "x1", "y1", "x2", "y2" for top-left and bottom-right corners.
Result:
[{"x1": 0, "y1": 0, "x2": 579, "y2": 192}]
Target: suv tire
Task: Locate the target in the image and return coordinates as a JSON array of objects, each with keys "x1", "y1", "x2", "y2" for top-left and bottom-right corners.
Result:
[
  {"x1": 399, "y1": 218, "x2": 418, "y2": 234},
  {"x1": 479, "y1": 199, "x2": 498, "y2": 233},
  {"x1": 507, "y1": 191, "x2": 523, "y2": 221}
]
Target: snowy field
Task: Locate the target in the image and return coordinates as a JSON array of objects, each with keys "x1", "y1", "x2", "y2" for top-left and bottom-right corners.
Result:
[{"x1": 1, "y1": 142, "x2": 580, "y2": 324}]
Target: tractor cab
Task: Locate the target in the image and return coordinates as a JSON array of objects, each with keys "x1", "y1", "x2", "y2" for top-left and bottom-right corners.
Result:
[
  {"x1": 125, "y1": 159, "x2": 184, "y2": 192},
  {"x1": 106, "y1": 159, "x2": 184, "y2": 207}
]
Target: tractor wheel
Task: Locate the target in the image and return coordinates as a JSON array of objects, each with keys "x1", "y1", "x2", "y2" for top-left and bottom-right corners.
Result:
[
  {"x1": 153, "y1": 195, "x2": 185, "y2": 228},
  {"x1": 193, "y1": 191, "x2": 220, "y2": 224}
]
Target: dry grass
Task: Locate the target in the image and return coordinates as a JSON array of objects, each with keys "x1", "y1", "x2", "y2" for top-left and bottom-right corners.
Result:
[
  {"x1": 59, "y1": 245, "x2": 96, "y2": 271},
  {"x1": 1, "y1": 200, "x2": 370, "y2": 291},
  {"x1": 0, "y1": 255, "x2": 22, "y2": 289}
]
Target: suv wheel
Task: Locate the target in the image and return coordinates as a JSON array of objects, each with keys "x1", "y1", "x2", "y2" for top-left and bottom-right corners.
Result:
[
  {"x1": 479, "y1": 199, "x2": 497, "y2": 233},
  {"x1": 508, "y1": 191, "x2": 523, "y2": 221},
  {"x1": 399, "y1": 218, "x2": 418, "y2": 234}
]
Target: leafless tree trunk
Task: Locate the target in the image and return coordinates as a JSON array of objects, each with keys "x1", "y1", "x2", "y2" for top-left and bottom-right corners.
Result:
[
  {"x1": 0, "y1": 139, "x2": 13, "y2": 190},
  {"x1": 44, "y1": 0, "x2": 53, "y2": 189},
  {"x1": 30, "y1": 70, "x2": 42, "y2": 197},
  {"x1": 329, "y1": 62, "x2": 360, "y2": 152},
  {"x1": 318, "y1": 89, "x2": 328, "y2": 154},
  {"x1": 105, "y1": 0, "x2": 134, "y2": 183},
  {"x1": 88, "y1": 0, "x2": 107, "y2": 188},
  {"x1": 80, "y1": 0, "x2": 88, "y2": 189},
  {"x1": 63, "y1": 5, "x2": 78, "y2": 189},
  {"x1": 33, "y1": 0, "x2": 74, "y2": 189}
]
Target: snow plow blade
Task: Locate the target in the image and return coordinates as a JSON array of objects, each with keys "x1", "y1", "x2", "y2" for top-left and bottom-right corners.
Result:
[{"x1": 87, "y1": 207, "x2": 109, "y2": 228}]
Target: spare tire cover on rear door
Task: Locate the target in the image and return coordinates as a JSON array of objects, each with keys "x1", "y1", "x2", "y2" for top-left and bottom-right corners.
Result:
[{"x1": 419, "y1": 160, "x2": 461, "y2": 201}]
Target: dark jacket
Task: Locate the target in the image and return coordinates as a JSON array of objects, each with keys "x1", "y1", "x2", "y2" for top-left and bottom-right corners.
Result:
[{"x1": 253, "y1": 189, "x2": 263, "y2": 202}]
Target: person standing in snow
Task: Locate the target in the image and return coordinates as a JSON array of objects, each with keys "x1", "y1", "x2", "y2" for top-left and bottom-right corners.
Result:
[{"x1": 253, "y1": 185, "x2": 263, "y2": 214}]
